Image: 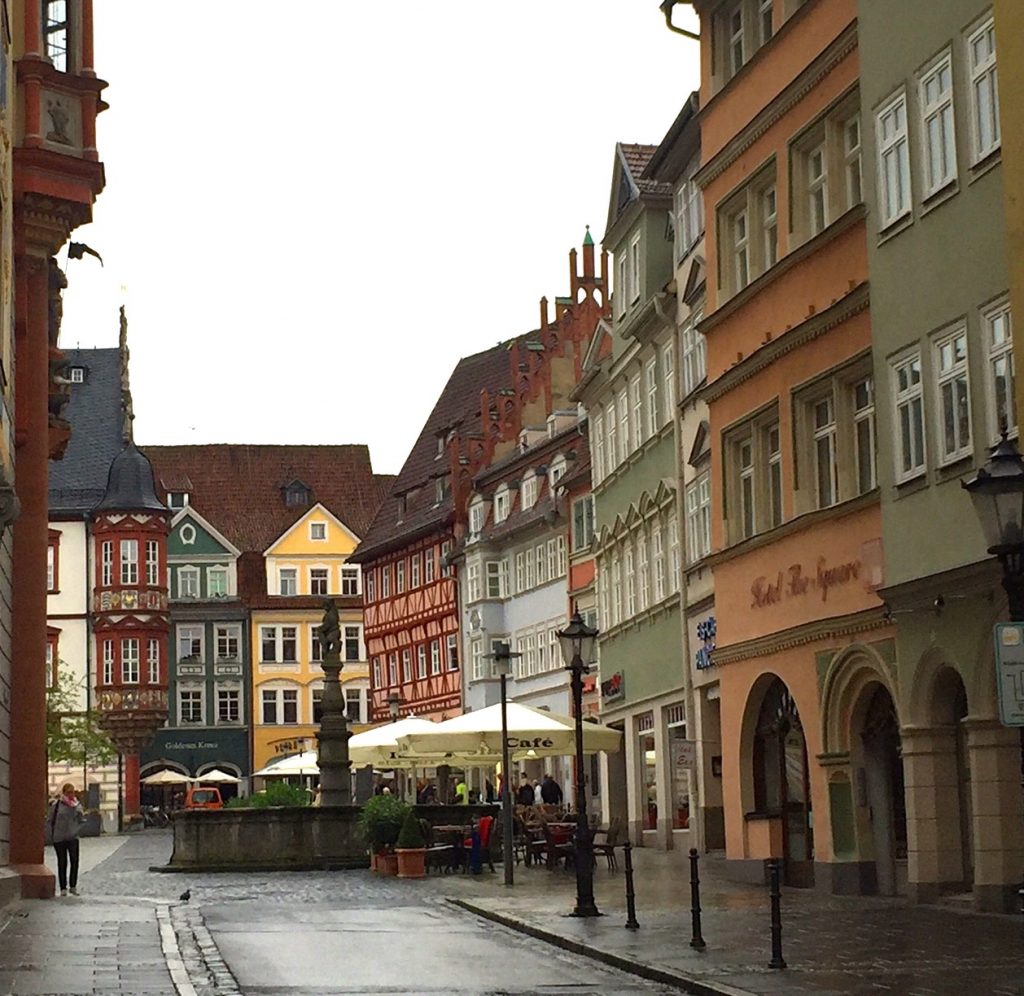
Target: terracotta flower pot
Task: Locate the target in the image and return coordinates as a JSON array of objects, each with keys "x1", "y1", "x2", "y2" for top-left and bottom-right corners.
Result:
[
  {"x1": 376, "y1": 851, "x2": 399, "y2": 876},
  {"x1": 396, "y1": 847, "x2": 427, "y2": 879}
]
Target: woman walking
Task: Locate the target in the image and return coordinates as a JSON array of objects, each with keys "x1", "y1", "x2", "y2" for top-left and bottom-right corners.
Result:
[{"x1": 49, "y1": 783, "x2": 85, "y2": 896}]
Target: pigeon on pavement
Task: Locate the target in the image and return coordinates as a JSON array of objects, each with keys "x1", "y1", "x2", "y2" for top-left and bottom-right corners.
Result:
[{"x1": 179, "y1": 888, "x2": 191, "y2": 902}]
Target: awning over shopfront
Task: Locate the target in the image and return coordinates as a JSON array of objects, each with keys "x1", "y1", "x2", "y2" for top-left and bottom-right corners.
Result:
[{"x1": 348, "y1": 716, "x2": 438, "y2": 769}]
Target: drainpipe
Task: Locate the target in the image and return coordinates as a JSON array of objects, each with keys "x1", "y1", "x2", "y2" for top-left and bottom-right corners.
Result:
[{"x1": 659, "y1": 0, "x2": 700, "y2": 40}]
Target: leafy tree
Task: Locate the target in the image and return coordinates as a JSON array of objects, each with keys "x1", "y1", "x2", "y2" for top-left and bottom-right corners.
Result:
[{"x1": 46, "y1": 664, "x2": 117, "y2": 768}]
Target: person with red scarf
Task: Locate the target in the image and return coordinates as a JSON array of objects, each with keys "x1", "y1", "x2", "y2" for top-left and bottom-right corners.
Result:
[{"x1": 48, "y1": 783, "x2": 86, "y2": 896}]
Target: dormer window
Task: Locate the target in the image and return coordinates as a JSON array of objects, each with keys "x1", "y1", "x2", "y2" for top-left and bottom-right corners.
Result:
[
  {"x1": 44, "y1": 1, "x2": 69, "y2": 72},
  {"x1": 69, "y1": 366, "x2": 84, "y2": 383},
  {"x1": 283, "y1": 480, "x2": 311, "y2": 507},
  {"x1": 549, "y1": 456, "x2": 567, "y2": 489},
  {"x1": 469, "y1": 497, "x2": 485, "y2": 537},
  {"x1": 436, "y1": 436, "x2": 445, "y2": 459},
  {"x1": 493, "y1": 485, "x2": 511, "y2": 524},
  {"x1": 521, "y1": 473, "x2": 538, "y2": 511},
  {"x1": 434, "y1": 476, "x2": 450, "y2": 505},
  {"x1": 168, "y1": 492, "x2": 189, "y2": 510}
]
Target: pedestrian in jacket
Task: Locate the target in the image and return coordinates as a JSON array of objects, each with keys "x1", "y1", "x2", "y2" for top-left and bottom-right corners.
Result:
[
  {"x1": 540, "y1": 774, "x2": 563, "y2": 805},
  {"x1": 49, "y1": 783, "x2": 86, "y2": 896}
]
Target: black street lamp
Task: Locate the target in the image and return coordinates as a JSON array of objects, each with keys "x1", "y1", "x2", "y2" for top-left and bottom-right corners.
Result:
[
  {"x1": 963, "y1": 433, "x2": 1024, "y2": 621},
  {"x1": 387, "y1": 691, "x2": 402, "y2": 721},
  {"x1": 485, "y1": 641, "x2": 520, "y2": 888},
  {"x1": 556, "y1": 611, "x2": 601, "y2": 918}
]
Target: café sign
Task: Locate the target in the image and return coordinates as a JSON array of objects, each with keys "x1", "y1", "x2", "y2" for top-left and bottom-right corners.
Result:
[
  {"x1": 751, "y1": 557, "x2": 861, "y2": 609},
  {"x1": 601, "y1": 671, "x2": 625, "y2": 703}
]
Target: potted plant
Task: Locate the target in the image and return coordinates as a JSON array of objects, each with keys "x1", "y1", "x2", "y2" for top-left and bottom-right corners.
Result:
[
  {"x1": 395, "y1": 809, "x2": 427, "y2": 879},
  {"x1": 358, "y1": 794, "x2": 408, "y2": 875}
]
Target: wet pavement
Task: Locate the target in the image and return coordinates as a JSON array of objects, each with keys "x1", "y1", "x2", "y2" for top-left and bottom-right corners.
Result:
[{"x1": 0, "y1": 832, "x2": 1022, "y2": 994}]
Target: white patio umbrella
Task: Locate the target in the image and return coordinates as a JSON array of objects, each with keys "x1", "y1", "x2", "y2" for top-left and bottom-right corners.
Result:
[
  {"x1": 396, "y1": 702, "x2": 622, "y2": 761},
  {"x1": 348, "y1": 716, "x2": 439, "y2": 769},
  {"x1": 141, "y1": 769, "x2": 192, "y2": 785},
  {"x1": 194, "y1": 768, "x2": 241, "y2": 784},
  {"x1": 252, "y1": 750, "x2": 319, "y2": 778}
]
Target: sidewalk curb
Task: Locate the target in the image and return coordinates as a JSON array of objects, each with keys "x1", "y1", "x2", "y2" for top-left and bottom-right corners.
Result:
[{"x1": 447, "y1": 898, "x2": 756, "y2": 996}]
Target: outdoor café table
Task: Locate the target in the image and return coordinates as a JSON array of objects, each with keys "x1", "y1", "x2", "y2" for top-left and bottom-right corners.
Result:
[
  {"x1": 433, "y1": 825, "x2": 474, "y2": 870},
  {"x1": 541, "y1": 822, "x2": 576, "y2": 869}
]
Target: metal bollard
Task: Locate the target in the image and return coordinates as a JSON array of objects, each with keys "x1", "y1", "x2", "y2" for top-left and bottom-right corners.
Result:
[
  {"x1": 688, "y1": 847, "x2": 706, "y2": 950},
  {"x1": 767, "y1": 857, "x2": 787, "y2": 969},
  {"x1": 623, "y1": 838, "x2": 640, "y2": 929}
]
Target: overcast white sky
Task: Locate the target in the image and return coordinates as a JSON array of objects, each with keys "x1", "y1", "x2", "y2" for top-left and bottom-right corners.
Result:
[{"x1": 59, "y1": 3, "x2": 700, "y2": 475}]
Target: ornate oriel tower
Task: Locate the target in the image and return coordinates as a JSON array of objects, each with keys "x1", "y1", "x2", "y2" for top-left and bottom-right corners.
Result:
[{"x1": 91, "y1": 425, "x2": 169, "y2": 822}]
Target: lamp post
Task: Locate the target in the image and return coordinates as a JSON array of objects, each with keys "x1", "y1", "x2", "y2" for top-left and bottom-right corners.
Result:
[
  {"x1": 556, "y1": 611, "x2": 601, "y2": 918},
  {"x1": 387, "y1": 691, "x2": 402, "y2": 721},
  {"x1": 963, "y1": 432, "x2": 1024, "y2": 621},
  {"x1": 485, "y1": 641, "x2": 520, "y2": 887}
]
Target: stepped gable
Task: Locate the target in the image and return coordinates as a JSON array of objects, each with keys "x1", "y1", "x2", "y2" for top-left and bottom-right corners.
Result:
[
  {"x1": 352, "y1": 338, "x2": 525, "y2": 563},
  {"x1": 48, "y1": 348, "x2": 125, "y2": 514},
  {"x1": 143, "y1": 444, "x2": 384, "y2": 553}
]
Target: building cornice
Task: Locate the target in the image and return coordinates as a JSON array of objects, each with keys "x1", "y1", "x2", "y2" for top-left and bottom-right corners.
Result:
[
  {"x1": 694, "y1": 20, "x2": 858, "y2": 191},
  {"x1": 700, "y1": 278, "x2": 869, "y2": 405}
]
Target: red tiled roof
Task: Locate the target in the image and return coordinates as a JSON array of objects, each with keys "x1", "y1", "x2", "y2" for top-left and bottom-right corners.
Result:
[
  {"x1": 620, "y1": 143, "x2": 673, "y2": 198},
  {"x1": 352, "y1": 337, "x2": 534, "y2": 563},
  {"x1": 143, "y1": 444, "x2": 388, "y2": 553}
]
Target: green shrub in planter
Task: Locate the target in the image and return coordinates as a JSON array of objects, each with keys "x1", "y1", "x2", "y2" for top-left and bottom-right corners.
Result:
[
  {"x1": 225, "y1": 782, "x2": 312, "y2": 809},
  {"x1": 358, "y1": 795, "x2": 409, "y2": 853},
  {"x1": 395, "y1": 808, "x2": 426, "y2": 849}
]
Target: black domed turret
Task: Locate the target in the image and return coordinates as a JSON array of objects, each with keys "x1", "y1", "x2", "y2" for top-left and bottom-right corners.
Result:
[{"x1": 94, "y1": 442, "x2": 166, "y2": 512}]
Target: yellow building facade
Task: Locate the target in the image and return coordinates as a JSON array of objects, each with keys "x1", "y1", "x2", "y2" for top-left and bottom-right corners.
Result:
[{"x1": 251, "y1": 504, "x2": 370, "y2": 773}]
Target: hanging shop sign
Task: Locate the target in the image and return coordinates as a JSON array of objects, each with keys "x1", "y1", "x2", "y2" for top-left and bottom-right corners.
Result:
[
  {"x1": 601, "y1": 671, "x2": 625, "y2": 703},
  {"x1": 695, "y1": 617, "x2": 716, "y2": 670},
  {"x1": 751, "y1": 557, "x2": 861, "y2": 608}
]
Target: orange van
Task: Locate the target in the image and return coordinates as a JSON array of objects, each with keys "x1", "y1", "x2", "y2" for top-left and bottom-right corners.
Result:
[{"x1": 184, "y1": 786, "x2": 223, "y2": 810}]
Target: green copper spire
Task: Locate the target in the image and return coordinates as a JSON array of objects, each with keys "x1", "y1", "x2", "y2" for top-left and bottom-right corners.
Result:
[{"x1": 583, "y1": 225, "x2": 594, "y2": 246}]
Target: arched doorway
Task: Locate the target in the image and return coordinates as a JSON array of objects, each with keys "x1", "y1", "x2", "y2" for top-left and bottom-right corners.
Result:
[
  {"x1": 859, "y1": 686, "x2": 907, "y2": 895},
  {"x1": 932, "y1": 667, "x2": 973, "y2": 891},
  {"x1": 752, "y1": 678, "x2": 813, "y2": 886}
]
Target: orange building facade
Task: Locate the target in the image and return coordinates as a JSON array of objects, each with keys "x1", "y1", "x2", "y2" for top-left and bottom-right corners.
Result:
[{"x1": 692, "y1": 0, "x2": 896, "y2": 893}]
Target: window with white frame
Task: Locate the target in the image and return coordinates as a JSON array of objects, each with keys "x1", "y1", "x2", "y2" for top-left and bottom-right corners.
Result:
[
  {"x1": 727, "y1": 1, "x2": 744, "y2": 76},
  {"x1": 766, "y1": 421, "x2": 783, "y2": 527},
  {"x1": 388, "y1": 653, "x2": 398, "y2": 685},
  {"x1": 485, "y1": 560, "x2": 506, "y2": 599},
  {"x1": 177, "y1": 566, "x2": 199, "y2": 598},
  {"x1": 179, "y1": 687, "x2": 203, "y2": 725},
  {"x1": 311, "y1": 625, "x2": 324, "y2": 664},
  {"x1": 178, "y1": 625, "x2": 203, "y2": 660},
  {"x1": 344, "y1": 625, "x2": 361, "y2": 662},
  {"x1": 967, "y1": 16, "x2": 999, "y2": 161},
  {"x1": 494, "y1": 485, "x2": 511, "y2": 524},
  {"x1": 681, "y1": 317, "x2": 707, "y2": 397},
  {"x1": 341, "y1": 565, "x2": 360, "y2": 596},
  {"x1": 521, "y1": 473, "x2": 538, "y2": 510},
  {"x1": 120, "y1": 539, "x2": 138, "y2": 585},
  {"x1": 624, "y1": 542, "x2": 636, "y2": 618},
  {"x1": 629, "y1": 375, "x2": 643, "y2": 449},
  {"x1": 762, "y1": 184, "x2": 778, "y2": 267},
  {"x1": 611, "y1": 554, "x2": 622, "y2": 627},
  {"x1": 893, "y1": 351, "x2": 925, "y2": 480},
  {"x1": 637, "y1": 529, "x2": 650, "y2": 611},
  {"x1": 467, "y1": 562, "x2": 481, "y2": 602},
  {"x1": 381, "y1": 564, "x2": 391, "y2": 598},
  {"x1": 732, "y1": 205, "x2": 750, "y2": 290},
  {"x1": 261, "y1": 687, "x2": 298, "y2": 724},
  {"x1": 605, "y1": 400, "x2": 617, "y2": 471},
  {"x1": 546, "y1": 539, "x2": 557, "y2": 581},
  {"x1": 278, "y1": 567, "x2": 297, "y2": 596},
  {"x1": 372, "y1": 657, "x2": 382, "y2": 687},
  {"x1": 345, "y1": 685, "x2": 366, "y2": 724},
  {"x1": 44, "y1": 0, "x2": 68, "y2": 70},
  {"x1": 812, "y1": 395, "x2": 838, "y2": 508},
  {"x1": 758, "y1": 0, "x2": 772, "y2": 43},
  {"x1": 630, "y1": 233, "x2": 641, "y2": 304},
  {"x1": 738, "y1": 436, "x2": 756, "y2": 538},
  {"x1": 309, "y1": 521, "x2": 327, "y2": 541},
  {"x1": 618, "y1": 389, "x2": 630, "y2": 463},
  {"x1": 102, "y1": 639, "x2": 114, "y2": 685},
  {"x1": 424, "y1": 548, "x2": 436, "y2": 584},
  {"x1": 101, "y1": 541, "x2": 113, "y2": 587},
  {"x1": 807, "y1": 143, "x2": 827, "y2": 235},
  {"x1": 616, "y1": 254, "x2": 628, "y2": 318},
  {"x1": 662, "y1": 343, "x2": 676, "y2": 416},
  {"x1": 726, "y1": 406, "x2": 783, "y2": 542},
  {"x1": 366, "y1": 570, "x2": 376, "y2": 602},
  {"x1": 215, "y1": 625, "x2": 240, "y2": 661},
  {"x1": 525, "y1": 547, "x2": 535, "y2": 589},
  {"x1": 548, "y1": 626, "x2": 560, "y2": 671},
  {"x1": 208, "y1": 566, "x2": 228, "y2": 597},
  {"x1": 431, "y1": 639, "x2": 441, "y2": 675},
  {"x1": 410, "y1": 552, "x2": 421, "y2": 588},
  {"x1": 469, "y1": 498, "x2": 485, "y2": 537},
  {"x1": 217, "y1": 686, "x2": 240, "y2": 724},
  {"x1": 401, "y1": 648, "x2": 412, "y2": 683},
  {"x1": 396, "y1": 559, "x2": 405, "y2": 593},
  {"x1": 260, "y1": 625, "x2": 297, "y2": 664},
  {"x1": 853, "y1": 377, "x2": 877, "y2": 494},
  {"x1": 668, "y1": 516, "x2": 681, "y2": 593},
  {"x1": 69, "y1": 366, "x2": 84, "y2": 383},
  {"x1": 417, "y1": 644, "x2": 427, "y2": 679},
  {"x1": 572, "y1": 495, "x2": 594, "y2": 552},
  {"x1": 447, "y1": 633, "x2": 459, "y2": 670},
  {"x1": 652, "y1": 524, "x2": 665, "y2": 602},
  {"x1": 592, "y1": 414, "x2": 606, "y2": 483},
  {"x1": 599, "y1": 563, "x2": 610, "y2": 626},
  {"x1": 535, "y1": 543, "x2": 547, "y2": 586},
  {"x1": 515, "y1": 552, "x2": 525, "y2": 592},
  {"x1": 919, "y1": 52, "x2": 956, "y2": 196},
  {"x1": 877, "y1": 91, "x2": 911, "y2": 229},
  {"x1": 145, "y1": 540, "x2": 159, "y2": 587},
  {"x1": 556, "y1": 535, "x2": 566, "y2": 576},
  {"x1": 933, "y1": 325, "x2": 972, "y2": 463},
  {"x1": 844, "y1": 115, "x2": 862, "y2": 206},
  {"x1": 309, "y1": 567, "x2": 329, "y2": 596},
  {"x1": 986, "y1": 300, "x2": 1016, "y2": 439},
  {"x1": 645, "y1": 360, "x2": 659, "y2": 439},
  {"x1": 674, "y1": 173, "x2": 704, "y2": 262},
  {"x1": 720, "y1": 169, "x2": 776, "y2": 295},
  {"x1": 147, "y1": 639, "x2": 160, "y2": 684},
  {"x1": 550, "y1": 456, "x2": 567, "y2": 489},
  {"x1": 685, "y1": 472, "x2": 712, "y2": 563},
  {"x1": 121, "y1": 638, "x2": 140, "y2": 684},
  {"x1": 471, "y1": 639, "x2": 484, "y2": 681}
]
